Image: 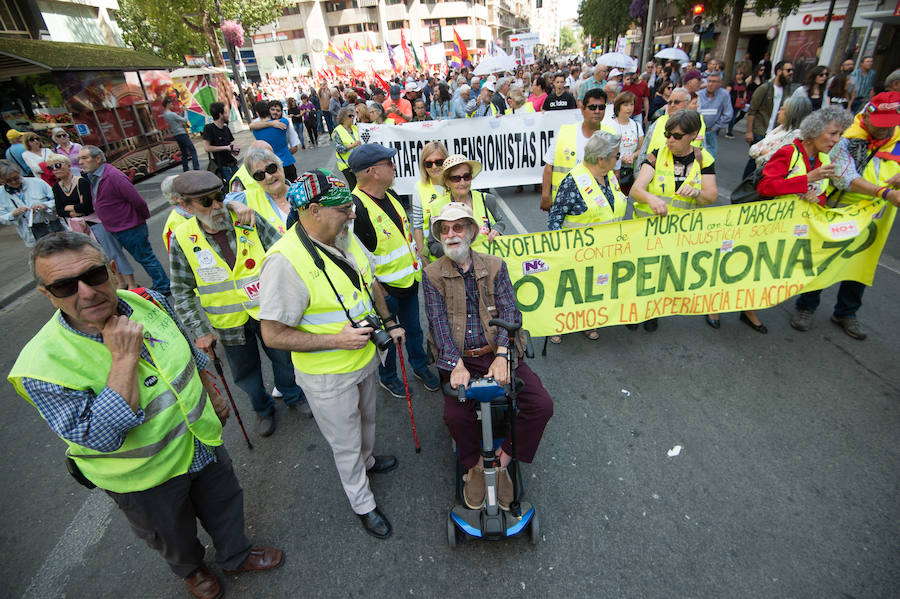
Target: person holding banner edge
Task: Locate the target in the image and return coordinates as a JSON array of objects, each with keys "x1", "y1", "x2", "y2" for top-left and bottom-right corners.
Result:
[
  {"x1": 540, "y1": 87, "x2": 616, "y2": 212},
  {"x1": 412, "y1": 141, "x2": 448, "y2": 265},
  {"x1": 547, "y1": 130, "x2": 626, "y2": 342},
  {"x1": 631, "y1": 109, "x2": 718, "y2": 332},
  {"x1": 427, "y1": 154, "x2": 505, "y2": 258},
  {"x1": 349, "y1": 144, "x2": 441, "y2": 397}
]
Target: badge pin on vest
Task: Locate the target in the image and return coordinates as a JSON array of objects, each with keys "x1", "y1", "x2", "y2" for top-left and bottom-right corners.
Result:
[{"x1": 196, "y1": 249, "x2": 216, "y2": 267}]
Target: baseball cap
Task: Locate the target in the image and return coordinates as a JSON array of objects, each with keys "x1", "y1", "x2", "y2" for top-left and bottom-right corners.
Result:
[
  {"x1": 6, "y1": 129, "x2": 22, "y2": 142},
  {"x1": 609, "y1": 68, "x2": 622, "y2": 78},
  {"x1": 683, "y1": 70, "x2": 702, "y2": 84},
  {"x1": 389, "y1": 84, "x2": 401, "y2": 99},
  {"x1": 348, "y1": 143, "x2": 398, "y2": 173},
  {"x1": 865, "y1": 92, "x2": 900, "y2": 127}
]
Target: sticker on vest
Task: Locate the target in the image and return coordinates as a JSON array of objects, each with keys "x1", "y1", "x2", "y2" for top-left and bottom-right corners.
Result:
[
  {"x1": 242, "y1": 279, "x2": 261, "y2": 300},
  {"x1": 144, "y1": 375, "x2": 158, "y2": 387},
  {"x1": 480, "y1": 217, "x2": 491, "y2": 235},
  {"x1": 196, "y1": 249, "x2": 216, "y2": 267},
  {"x1": 197, "y1": 266, "x2": 230, "y2": 283}
]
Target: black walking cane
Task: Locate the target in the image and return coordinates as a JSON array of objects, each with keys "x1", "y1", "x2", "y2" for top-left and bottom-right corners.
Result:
[{"x1": 209, "y1": 341, "x2": 253, "y2": 450}]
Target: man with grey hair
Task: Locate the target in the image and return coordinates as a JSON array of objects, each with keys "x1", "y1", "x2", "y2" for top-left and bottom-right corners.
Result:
[
  {"x1": 885, "y1": 69, "x2": 900, "y2": 93},
  {"x1": 491, "y1": 76, "x2": 512, "y2": 114},
  {"x1": 160, "y1": 174, "x2": 191, "y2": 253},
  {"x1": 697, "y1": 72, "x2": 733, "y2": 158},
  {"x1": 78, "y1": 145, "x2": 171, "y2": 295},
  {"x1": 637, "y1": 87, "x2": 705, "y2": 167},
  {"x1": 450, "y1": 84, "x2": 472, "y2": 118},
  {"x1": 9, "y1": 231, "x2": 284, "y2": 599},
  {"x1": 578, "y1": 64, "x2": 607, "y2": 108}
]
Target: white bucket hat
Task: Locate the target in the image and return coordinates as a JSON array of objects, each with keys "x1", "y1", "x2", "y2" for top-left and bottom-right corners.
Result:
[{"x1": 431, "y1": 202, "x2": 479, "y2": 242}]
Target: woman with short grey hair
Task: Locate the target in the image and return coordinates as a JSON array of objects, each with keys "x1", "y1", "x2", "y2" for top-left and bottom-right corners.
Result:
[
  {"x1": 332, "y1": 105, "x2": 361, "y2": 188},
  {"x1": 749, "y1": 95, "x2": 813, "y2": 168},
  {"x1": 547, "y1": 130, "x2": 626, "y2": 341},
  {"x1": 230, "y1": 145, "x2": 292, "y2": 235}
]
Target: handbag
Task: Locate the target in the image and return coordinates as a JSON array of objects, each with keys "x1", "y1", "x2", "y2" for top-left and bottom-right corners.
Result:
[
  {"x1": 31, "y1": 217, "x2": 65, "y2": 240},
  {"x1": 731, "y1": 148, "x2": 800, "y2": 204}
]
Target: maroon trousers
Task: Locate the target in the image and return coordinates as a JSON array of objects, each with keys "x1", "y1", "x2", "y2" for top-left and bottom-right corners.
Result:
[{"x1": 440, "y1": 353, "x2": 553, "y2": 469}]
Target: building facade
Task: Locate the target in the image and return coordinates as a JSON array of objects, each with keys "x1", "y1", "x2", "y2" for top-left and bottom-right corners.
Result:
[
  {"x1": 250, "y1": 0, "x2": 531, "y2": 77},
  {"x1": 1, "y1": 0, "x2": 124, "y2": 46}
]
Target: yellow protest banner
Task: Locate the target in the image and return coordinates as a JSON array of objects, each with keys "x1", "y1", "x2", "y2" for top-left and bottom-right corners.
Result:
[{"x1": 476, "y1": 198, "x2": 896, "y2": 336}]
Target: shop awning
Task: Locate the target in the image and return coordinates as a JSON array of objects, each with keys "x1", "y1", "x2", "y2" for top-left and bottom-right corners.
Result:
[
  {"x1": 0, "y1": 38, "x2": 175, "y2": 79},
  {"x1": 858, "y1": 10, "x2": 900, "y2": 25}
]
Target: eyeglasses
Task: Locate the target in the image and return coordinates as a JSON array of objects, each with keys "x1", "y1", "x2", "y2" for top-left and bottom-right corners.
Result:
[
  {"x1": 49, "y1": 163, "x2": 66, "y2": 170},
  {"x1": 440, "y1": 223, "x2": 468, "y2": 235},
  {"x1": 424, "y1": 159, "x2": 445, "y2": 168},
  {"x1": 584, "y1": 104, "x2": 605, "y2": 111},
  {"x1": 447, "y1": 172, "x2": 473, "y2": 183},
  {"x1": 328, "y1": 202, "x2": 355, "y2": 215},
  {"x1": 252, "y1": 163, "x2": 279, "y2": 181},
  {"x1": 668, "y1": 99, "x2": 685, "y2": 105},
  {"x1": 665, "y1": 85, "x2": 674, "y2": 90},
  {"x1": 783, "y1": 68, "x2": 794, "y2": 73},
  {"x1": 193, "y1": 192, "x2": 223, "y2": 208},
  {"x1": 664, "y1": 131, "x2": 688, "y2": 140},
  {"x1": 54, "y1": 132, "x2": 69, "y2": 138},
  {"x1": 44, "y1": 264, "x2": 110, "y2": 298}
]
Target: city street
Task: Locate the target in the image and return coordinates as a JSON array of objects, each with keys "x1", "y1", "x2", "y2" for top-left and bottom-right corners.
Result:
[{"x1": 1, "y1": 134, "x2": 898, "y2": 599}]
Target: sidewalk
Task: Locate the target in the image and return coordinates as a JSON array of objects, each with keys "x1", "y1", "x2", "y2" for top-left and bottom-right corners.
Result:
[{"x1": 0, "y1": 127, "x2": 261, "y2": 308}]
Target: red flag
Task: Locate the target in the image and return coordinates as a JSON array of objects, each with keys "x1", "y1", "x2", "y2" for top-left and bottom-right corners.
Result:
[
  {"x1": 400, "y1": 30, "x2": 414, "y2": 67},
  {"x1": 372, "y1": 67, "x2": 390, "y2": 93}
]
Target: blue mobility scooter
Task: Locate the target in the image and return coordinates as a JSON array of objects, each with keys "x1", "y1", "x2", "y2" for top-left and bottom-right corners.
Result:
[{"x1": 445, "y1": 319, "x2": 539, "y2": 547}]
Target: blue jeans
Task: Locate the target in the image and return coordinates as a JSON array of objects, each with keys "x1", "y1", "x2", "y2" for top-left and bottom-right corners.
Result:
[
  {"x1": 292, "y1": 121, "x2": 306, "y2": 149},
  {"x1": 111, "y1": 223, "x2": 170, "y2": 294},
  {"x1": 173, "y1": 133, "x2": 199, "y2": 171},
  {"x1": 742, "y1": 133, "x2": 764, "y2": 179},
  {"x1": 726, "y1": 110, "x2": 746, "y2": 136},
  {"x1": 379, "y1": 292, "x2": 429, "y2": 384},
  {"x1": 323, "y1": 112, "x2": 335, "y2": 134},
  {"x1": 704, "y1": 130, "x2": 718, "y2": 159},
  {"x1": 317, "y1": 110, "x2": 325, "y2": 133},
  {"x1": 795, "y1": 281, "x2": 866, "y2": 319},
  {"x1": 222, "y1": 319, "x2": 306, "y2": 416}
]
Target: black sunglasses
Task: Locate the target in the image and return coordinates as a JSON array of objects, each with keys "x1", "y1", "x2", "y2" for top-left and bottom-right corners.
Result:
[
  {"x1": 448, "y1": 173, "x2": 472, "y2": 182},
  {"x1": 252, "y1": 163, "x2": 279, "y2": 181},
  {"x1": 584, "y1": 104, "x2": 605, "y2": 111},
  {"x1": 193, "y1": 192, "x2": 223, "y2": 208},
  {"x1": 49, "y1": 163, "x2": 66, "y2": 170},
  {"x1": 664, "y1": 131, "x2": 688, "y2": 140},
  {"x1": 44, "y1": 264, "x2": 109, "y2": 298},
  {"x1": 424, "y1": 159, "x2": 445, "y2": 168}
]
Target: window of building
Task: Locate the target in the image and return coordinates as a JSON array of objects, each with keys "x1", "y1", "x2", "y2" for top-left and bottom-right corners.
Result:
[
  {"x1": 386, "y1": 0, "x2": 404, "y2": 5},
  {"x1": 445, "y1": 17, "x2": 469, "y2": 26},
  {"x1": 329, "y1": 25, "x2": 352, "y2": 35},
  {"x1": 0, "y1": 0, "x2": 28, "y2": 34},
  {"x1": 387, "y1": 20, "x2": 407, "y2": 30},
  {"x1": 282, "y1": 4, "x2": 300, "y2": 16}
]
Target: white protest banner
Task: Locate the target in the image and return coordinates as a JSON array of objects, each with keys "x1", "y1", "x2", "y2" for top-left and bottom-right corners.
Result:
[{"x1": 359, "y1": 109, "x2": 581, "y2": 195}]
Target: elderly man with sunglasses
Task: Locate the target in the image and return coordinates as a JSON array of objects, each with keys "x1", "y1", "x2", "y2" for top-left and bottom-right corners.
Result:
[
  {"x1": 636, "y1": 87, "x2": 706, "y2": 168},
  {"x1": 169, "y1": 171, "x2": 309, "y2": 438},
  {"x1": 8, "y1": 231, "x2": 284, "y2": 599}
]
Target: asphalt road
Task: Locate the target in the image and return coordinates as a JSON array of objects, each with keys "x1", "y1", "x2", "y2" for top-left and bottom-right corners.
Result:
[{"x1": 1, "y1": 135, "x2": 898, "y2": 599}]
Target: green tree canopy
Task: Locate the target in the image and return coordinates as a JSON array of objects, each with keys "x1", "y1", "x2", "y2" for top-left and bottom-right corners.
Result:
[
  {"x1": 578, "y1": 0, "x2": 632, "y2": 45},
  {"x1": 118, "y1": 0, "x2": 289, "y2": 64},
  {"x1": 559, "y1": 26, "x2": 579, "y2": 53}
]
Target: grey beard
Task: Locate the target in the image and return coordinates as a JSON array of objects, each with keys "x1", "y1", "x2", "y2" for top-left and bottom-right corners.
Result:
[
  {"x1": 335, "y1": 224, "x2": 353, "y2": 252},
  {"x1": 442, "y1": 238, "x2": 470, "y2": 263},
  {"x1": 196, "y1": 208, "x2": 230, "y2": 232}
]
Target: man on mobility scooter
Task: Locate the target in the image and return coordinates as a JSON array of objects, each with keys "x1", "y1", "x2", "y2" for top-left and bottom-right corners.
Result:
[{"x1": 422, "y1": 202, "x2": 554, "y2": 512}]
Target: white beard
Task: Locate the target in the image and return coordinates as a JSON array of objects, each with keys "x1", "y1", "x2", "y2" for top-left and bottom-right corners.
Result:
[
  {"x1": 196, "y1": 207, "x2": 230, "y2": 232},
  {"x1": 442, "y1": 237, "x2": 471, "y2": 263},
  {"x1": 335, "y1": 223, "x2": 353, "y2": 252}
]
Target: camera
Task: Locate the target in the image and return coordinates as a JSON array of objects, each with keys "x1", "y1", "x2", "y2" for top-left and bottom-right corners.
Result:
[{"x1": 355, "y1": 314, "x2": 393, "y2": 351}]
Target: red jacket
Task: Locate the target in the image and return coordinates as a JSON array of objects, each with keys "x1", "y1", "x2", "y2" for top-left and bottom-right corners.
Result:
[{"x1": 757, "y1": 139, "x2": 829, "y2": 205}]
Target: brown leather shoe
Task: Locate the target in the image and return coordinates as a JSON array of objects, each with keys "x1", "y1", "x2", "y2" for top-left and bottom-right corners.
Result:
[
  {"x1": 185, "y1": 565, "x2": 223, "y2": 599},
  {"x1": 223, "y1": 546, "x2": 285, "y2": 575}
]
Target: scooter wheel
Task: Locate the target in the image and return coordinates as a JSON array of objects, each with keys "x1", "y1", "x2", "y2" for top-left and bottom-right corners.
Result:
[
  {"x1": 447, "y1": 513, "x2": 458, "y2": 548},
  {"x1": 529, "y1": 511, "x2": 540, "y2": 545}
]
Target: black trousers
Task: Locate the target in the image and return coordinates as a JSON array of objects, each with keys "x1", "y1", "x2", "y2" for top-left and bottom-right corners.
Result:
[{"x1": 105, "y1": 446, "x2": 251, "y2": 577}]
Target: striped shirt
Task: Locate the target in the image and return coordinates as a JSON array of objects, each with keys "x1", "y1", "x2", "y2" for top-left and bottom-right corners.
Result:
[{"x1": 21, "y1": 291, "x2": 215, "y2": 473}]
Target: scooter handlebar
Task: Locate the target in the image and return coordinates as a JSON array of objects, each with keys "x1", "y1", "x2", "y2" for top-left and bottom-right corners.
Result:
[{"x1": 442, "y1": 381, "x2": 468, "y2": 402}]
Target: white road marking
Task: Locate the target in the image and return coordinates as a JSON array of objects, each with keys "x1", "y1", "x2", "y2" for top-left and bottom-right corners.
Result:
[
  {"x1": 490, "y1": 189, "x2": 528, "y2": 235},
  {"x1": 23, "y1": 491, "x2": 113, "y2": 599}
]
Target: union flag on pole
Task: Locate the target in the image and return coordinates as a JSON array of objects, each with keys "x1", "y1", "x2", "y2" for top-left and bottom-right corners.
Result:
[{"x1": 400, "y1": 30, "x2": 414, "y2": 67}]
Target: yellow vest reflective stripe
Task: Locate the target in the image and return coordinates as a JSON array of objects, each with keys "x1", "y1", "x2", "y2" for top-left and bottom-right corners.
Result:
[
  {"x1": 173, "y1": 216, "x2": 267, "y2": 328},
  {"x1": 561, "y1": 163, "x2": 627, "y2": 227},
  {"x1": 431, "y1": 190, "x2": 496, "y2": 245},
  {"x1": 7, "y1": 290, "x2": 223, "y2": 493},
  {"x1": 772, "y1": 143, "x2": 833, "y2": 202},
  {"x1": 646, "y1": 113, "x2": 706, "y2": 156},
  {"x1": 505, "y1": 103, "x2": 536, "y2": 115},
  {"x1": 162, "y1": 208, "x2": 188, "y2": 253},
  {"x1": 551, "y1": 122, "x2": 616, "y2": 204},
  {"x1": 264, "y1": 231, "x2": 377, "y2": 374},
  {"x1": 838, "y1": 154, "x2": 900, "y2": 206},
  {"x1": 244, "y1": 187, "x2": 286, "y2": 236},
  {"x1": 635, "y1": 146, "x2": 714, "y2": 217},
  {"x1": 418, "y1": 180, "x2": 442, "y2": 256},
  {"x1": 353, "y1": 187, "x2": 420, "y2": 286},
  {"x1": 333, "y1": 124, "x2": 359, "y2": 170}
]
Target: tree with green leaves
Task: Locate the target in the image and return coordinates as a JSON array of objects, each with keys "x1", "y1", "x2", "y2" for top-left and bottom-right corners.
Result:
[
  {"x1": 578, "y1": 0, "x2": 632, "y2": 53},
  {"x1": 559, "y1": 27, "x2": 579, "y2": 54},
  {"x1": 118, "y1": 0, "x2": 289, "y2": 66}
]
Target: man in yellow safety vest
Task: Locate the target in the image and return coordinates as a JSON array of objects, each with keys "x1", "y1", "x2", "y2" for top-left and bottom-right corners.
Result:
[
  {"x1": 259, "y1": 169, "x2": 404, "y2": 539},
  {"x1": 8, "y1": 231, "x2": 284, "y2": 599},
  {"x1": 169, "y1": 171, "x2": 308, "y2": 438}
]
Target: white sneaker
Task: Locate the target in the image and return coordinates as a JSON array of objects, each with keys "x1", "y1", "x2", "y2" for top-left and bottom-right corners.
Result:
[{"x1": 271, "y1": 387, "x2": 283, "y2": 399}]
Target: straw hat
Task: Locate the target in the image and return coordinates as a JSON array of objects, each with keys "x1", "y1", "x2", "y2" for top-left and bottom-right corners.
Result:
[{"x1": 440, "y1": 154, "x2": 482, "y2": 186}]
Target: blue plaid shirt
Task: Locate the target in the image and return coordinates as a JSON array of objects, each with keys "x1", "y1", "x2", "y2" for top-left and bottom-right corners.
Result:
[{"x1": 21, "y1": 290, "x2": 215, "y2": 473}]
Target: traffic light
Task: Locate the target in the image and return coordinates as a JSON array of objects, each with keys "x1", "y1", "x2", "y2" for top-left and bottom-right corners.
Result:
[{"x1": 692, "y1": 3, "x2": 705, "y2": 34}]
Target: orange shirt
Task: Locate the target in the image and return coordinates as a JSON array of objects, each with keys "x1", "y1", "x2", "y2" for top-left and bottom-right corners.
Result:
[{"x1": 382, "y1": 98, "x2": 412, "y2": 124}]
